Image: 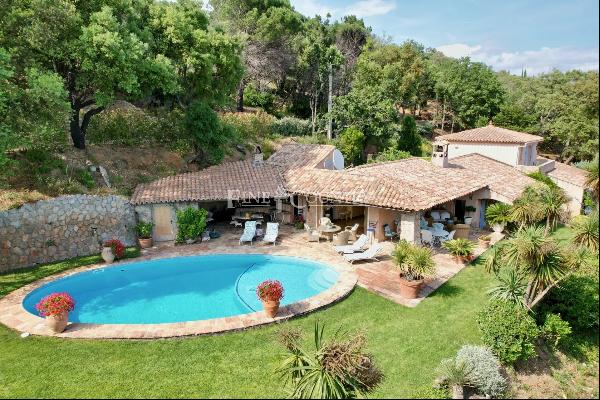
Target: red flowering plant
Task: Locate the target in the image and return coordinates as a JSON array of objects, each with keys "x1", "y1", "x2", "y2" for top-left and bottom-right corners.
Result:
[
  {"x1": 256, "y1": 280, "x2": 284, "y2": 302},
  {"x1": 103, "y1": 239, "x2": 125, "y2": 259},
  {"x1": 35, "y1": 292, "x2": 75, "y2": 317}
]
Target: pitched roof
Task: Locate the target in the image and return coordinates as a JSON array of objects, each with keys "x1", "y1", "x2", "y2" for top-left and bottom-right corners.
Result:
[
  {"x1": 267, "y1": 143, "x2": 335, "y2": 171},
  {"x1": 448, "y1": 154, "x2": 536, "y2": 202},
  {"x1": 438, "y1": 123, "x2": 543, "y2": 144},
  {"x1": 546, "y1": 162, "x2": 588, "y2": 187},
  {"x1": 131, "y1": 160, "x2": 285, "y2": 205},
  {"x1": 285, "y1": 158, "x2": 487, "y2": 211}
]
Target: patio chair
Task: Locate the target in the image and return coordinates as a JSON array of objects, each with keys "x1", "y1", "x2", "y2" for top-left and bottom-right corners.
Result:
[
  {"x1": 430, "y1": 211, "x2": 442, "y2": 222},
  {"x1": 332, "y1": 230, "x2": 350, "y2": 246},
  {"x1": 343, "y1": 243, "x2": 383, "y2": 264},
  {"x1": 229, "y1": 217, "x2": 242, "y2": 228},
  {"x1": 345, "y1": 223, "x2": 360, "y2": 242},
  {"x1": 320, "y1": 217, "x2": 332, "y2": 227},
  {"x1": 440, "y1": 211, "x2": 451, "y2": 221},
  {"x1": 383, "y1": 224, "x2": 398, "y2": 241},
  {"x1": 439, "y1": 230, "x2": 456, "y2": 244},
  {"x1": 420, "y1": 229, "x2": 433, "y2": 247},
  {"x1": 262, "y1": 222, "x2": 279, "y2": 245},
  {"x1": 432, "y1": 222, "x2": 445, "y2": 232},
  {"x1": 239, "y1": 221, "x2": 257, "y2": 245},
  {"x1": 420, "y1": 217, "x2": 429, "y2": 230},
  {"x1": 304, "y1": 224, "x2": 321, "y2": 242},
  {"x1": 334, "y1": 234, "x2": 368, "y2": 254}
]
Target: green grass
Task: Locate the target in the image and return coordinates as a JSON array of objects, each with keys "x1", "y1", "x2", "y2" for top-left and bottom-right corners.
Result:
[{"x1": 0, "y1": 251, "x2": 492, "y2": 398}]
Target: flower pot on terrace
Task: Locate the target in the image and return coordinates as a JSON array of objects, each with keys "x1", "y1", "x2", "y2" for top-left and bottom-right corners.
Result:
[
  {"x1": 139, "y1": 238, "x2": 153, "y2": 249},
  {"x1": 492, "y1": 223, "x2": 505, "y2": 233},
  {"x1": 101, "y1": 246, "x2": 115, "y2": 263},
  {"x1": 45, "y1": 311, "x2": 69, "y2": 333},
  {"x1": 398, "y1": 275, "x2": 424, "y2": 299},
  {"x1": 464, "y1": 216, "x2": 473, "y2": 225},
  {"x1": 261, "y1": 300, "x2": 280, "y2": 318}
]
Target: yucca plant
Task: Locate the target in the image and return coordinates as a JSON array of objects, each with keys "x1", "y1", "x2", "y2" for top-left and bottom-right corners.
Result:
[
  {"x1": 393, "y1": 243, "x2": 436, "y2": 281},
  {"x1": 487, "y1": 268, "x2": 528, "y2": 307},
  {"x1": 442, "y1": 239, "x2": 476, "y2": 263},
  {"x1": 436, "y1": 358, "x2": 474, "y2": 399},
  {"x1": 485, "y1": 202, "x2": 512, "y2": 228},
  {"x1": 571, "y1": 211, "x2": 599, "y2": 251},
  {"x1": 277, "y1": 322, "x2": 384, "y2": 399}
]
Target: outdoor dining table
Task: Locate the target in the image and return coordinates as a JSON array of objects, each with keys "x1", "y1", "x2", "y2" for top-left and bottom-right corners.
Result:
[
  {"x1": 431, "y1": 229, "x2": 449, "y2": 247},
  {"x1": 318, "y1": 224, "x2": 341, "y2": 241}
]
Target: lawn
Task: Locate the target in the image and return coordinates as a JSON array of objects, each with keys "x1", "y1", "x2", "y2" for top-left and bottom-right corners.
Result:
[{"x1": 0, "y1": 253, "x2": 492, "y2": 398}]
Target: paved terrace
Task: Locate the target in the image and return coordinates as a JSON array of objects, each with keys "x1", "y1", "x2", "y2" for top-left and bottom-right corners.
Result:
[{"x1": 0, "y1": 223, "x2": 488, "y2": 339}]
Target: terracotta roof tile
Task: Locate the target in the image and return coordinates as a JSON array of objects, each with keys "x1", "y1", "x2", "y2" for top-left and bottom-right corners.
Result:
[
  {"x1": 439, "y1": 124, "x2": 543, "y2": 144},
  {"x1": 267, "y1": 144, "x2": 336, "y2": 171},
  {"x1": 547, "y1": 162, "x2": 588, "y2": 187}
]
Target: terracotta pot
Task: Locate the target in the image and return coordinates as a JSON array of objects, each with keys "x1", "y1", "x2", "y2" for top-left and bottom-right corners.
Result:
[
  {"x1": 46, "y1": 312, "x2": 69, "y2": 333},
  {"x1": 139, "y1": 238, "x2": 153, "y2": 249},
  {"x1": 261, "y1": 300, "x2": 280, "y2": 318},
  {"x1": 398, "y1": 275, "x2": 424, "y2": 299},
  {"x1": 101, "y1": 246, "x2": 115, "y2": 263}
]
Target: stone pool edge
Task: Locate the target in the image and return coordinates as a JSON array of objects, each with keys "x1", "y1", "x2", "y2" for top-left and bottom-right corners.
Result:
[{"x1": 0, "y1": 252, "x2": 357, "y2": 339}]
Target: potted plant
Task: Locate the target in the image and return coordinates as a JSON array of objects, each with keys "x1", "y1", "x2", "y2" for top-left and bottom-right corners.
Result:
[
  {"x1": 293, "y1": 215, "x2": 305, "y2": 230},
  {"x1": 35, "y1": 292, "x2": 75, "y2": 333},
  {"x1": 485, "y1": 202, "x2": 512, "y2": 233},
  {"x1": 175, "y1": 207, "x2": 208, "y2": 244},
  {"x1": 442, "y1": 239, "x2": 476, "y2": 264},
  {"x1": 102, "y1": 239, "x2": 125, "y2": 263},
  {"x1": 135, "y1": 221, "x2": 154, "y2": 248},
  {"x1": 393, "y1": 240, "x2": 436, "y2": 299},
  {"x1": 478, "y1": 234, "x2": 491, "y2": 249},
  {"x1": 256, "y1": 280, "x2": 284, "y2": 318},
  {"x1": 464, "y1": 206, "x2": 476, "y2": 225}
]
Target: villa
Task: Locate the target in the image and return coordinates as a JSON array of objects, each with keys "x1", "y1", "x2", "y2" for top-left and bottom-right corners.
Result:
[{"x1": 131, "y1": 123, "x2": 587, "y2": 244}]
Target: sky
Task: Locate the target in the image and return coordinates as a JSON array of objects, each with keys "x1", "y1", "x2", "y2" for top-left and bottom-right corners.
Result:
[{"x1": 289, "y1": 0, "x2": 600, "y2": 75}]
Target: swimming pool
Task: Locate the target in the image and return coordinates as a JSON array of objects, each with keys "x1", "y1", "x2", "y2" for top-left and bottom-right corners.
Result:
[{"x1": 22, "y1": 254, "x2": 340, "y2": 324}]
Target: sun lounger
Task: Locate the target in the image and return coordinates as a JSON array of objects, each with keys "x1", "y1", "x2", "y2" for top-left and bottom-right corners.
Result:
[
  {"x1": 262, "y1": 222, "x2": 279, "y2": 245},
  {"x1": 239, "y1": 221, "x2": 257, "y2": 245},
  {"x1": 343, "y1": 243, "x2": 383, "y2": 264},
  {"x1": 334, "y1": 234, "x2": 368, "y2": 254}
]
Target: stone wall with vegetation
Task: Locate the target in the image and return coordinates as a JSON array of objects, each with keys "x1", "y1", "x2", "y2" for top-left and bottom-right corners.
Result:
[{"x1": 0, "y1": 195, "x2": 136, "y2": 272}]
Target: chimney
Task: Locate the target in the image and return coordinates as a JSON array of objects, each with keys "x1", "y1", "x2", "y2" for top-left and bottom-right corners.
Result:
[
  {"x1": 431, "y1": 140, "x2": 449, "y2": 168},
  {"x1": 253, "y1": 145, "x2": 263, "y2": 166}
]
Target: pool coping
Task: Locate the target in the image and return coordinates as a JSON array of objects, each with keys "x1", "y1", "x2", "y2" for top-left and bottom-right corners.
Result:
[{"x1": 0, "y1": 252, "x2": 357, "y2": 339}]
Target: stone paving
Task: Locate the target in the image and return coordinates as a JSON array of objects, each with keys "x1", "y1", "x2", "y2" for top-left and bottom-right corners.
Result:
[{"x1": 0, "y1": 223, "x2": 489, "y2": 339}]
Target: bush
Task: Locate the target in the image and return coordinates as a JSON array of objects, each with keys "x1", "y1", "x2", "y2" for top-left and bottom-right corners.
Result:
[
  {"x1": 441, "y1": 238, "x2": 476, "y2": 258},
  {"x1": 77, "y1": 170, "x2": 95, "y2": 189},
  {"x1": 485, "y1": 202, "x2": 512, "y2": 226},
  {"x1": 87, "y1": 107, "x2": 188, "y2": 148},
  {"x1": 270, "y1": 116, "x2": 311, "y2": 137},
  {"x1": 175, "y1": 207, "x2": 208, "y2": 243},
  {"x1": 336, "y1": 127, "x2": 365, "y2": 165},
  {"x1": 396, "y1": 116, "x2": 422, "y2": 156},
  {"x1": 541, "y1": 313, "x2": 572, "y2": 349},
  {"x1": 185, "y1": 101, "x2": 235, "y2": 164},
  {"x1": 243, "y1": 85, "x2": 275, "y2": 113},
  {"x1": 456, "y1": 345, "x2": 507, "y2": 398},
  {"x1": 219, "y1": 110, "x2": 275, "y2": 141},
  {"x1": 369, "y1": 148, "x2": 411, "y2": 163},
  {"x1": 393, "y1": 240, "x2": 436, "y2": 280},
  {"x1": 540, "y1": 274, "x2": 599, "y2": 332},
  {"x1": 135, "y1": 221, "x2": 154, "y2": 239},
  {"x1": 477, "y1": 300, "x2": 539, "y2": 364}
]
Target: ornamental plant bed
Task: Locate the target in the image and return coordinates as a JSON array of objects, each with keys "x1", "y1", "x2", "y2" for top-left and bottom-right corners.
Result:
[
  {"x1": 35, "y1": 292, "x2": 75, "y2": 333},
  {"x1": 256, "y1": 280, "x2": 284, "y2": 318}
]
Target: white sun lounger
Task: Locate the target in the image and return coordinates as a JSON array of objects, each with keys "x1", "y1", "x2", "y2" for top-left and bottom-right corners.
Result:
[
  {"x1": 239, "y1": 221, "x2": 257, "y2": 245},
  {"x1": 262, "y1": 222, "x2": 279, "y2": 245},
  {"x1": 334, "y1": 234, "x2": 368, "y2": 254},
  {"x1": 343, "y1": 243, "x2": 383, "y2": 264}
]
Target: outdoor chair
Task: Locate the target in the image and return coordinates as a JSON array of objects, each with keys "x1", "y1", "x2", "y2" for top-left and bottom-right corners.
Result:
[
  {"x1": 320, "y1": 217, "x2": 332, "y2": 227},
  {"x1": 420, "y1": 229, "x2": 433, "y2": 247},
  {"x1": 420, "y1": 217, "x2": 429, "y2": 230},
  {"x1": 230, "y1": 217, "x2": 242, "y2": 228},
  {"x1": 440, "y1": 211, "x2": 451, "y2": 221},
  {"x1": 332, "y1": 230, "x2": 350, "y2": 246},
  {"x1": 304, "y1": 224, "x2": 321, "y2": 242},
  {"x1": 345, "y1": 223, "x2": 360, "y2": 242},
  {"x1": 432, "y1": 222, "x2": 445, "y2": 232},
  {"x1": 239, "y1": 221, "x2": 257, "y2": 245},
  {"x1": 439, "y1": 230, "x2": 456, "y2": 244},
  {"x1": 334, "y1": 234, "x2": 368, "y2": 254},
  {"x1": 262, "y1": 222, "x2": 279, "y2": 245},
  {"x1": 383, "y1": 224, "x2": 398, "y2": 241},
  {"x1": 430, "y1": 211, "x2": 442, "y2": 222},
  {"x1": 343, "y1": 243, "x2": 383, "y2": 264}
]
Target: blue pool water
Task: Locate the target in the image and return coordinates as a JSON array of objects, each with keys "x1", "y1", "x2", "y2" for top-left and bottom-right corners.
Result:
[{"x1": 22, "y1": 254, "x2": 339, "y2": 324}]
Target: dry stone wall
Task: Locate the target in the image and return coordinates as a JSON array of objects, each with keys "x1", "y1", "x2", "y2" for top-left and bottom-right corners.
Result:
[{"x1": 0, "y1": 195, "x2": 136, "y2": 272}]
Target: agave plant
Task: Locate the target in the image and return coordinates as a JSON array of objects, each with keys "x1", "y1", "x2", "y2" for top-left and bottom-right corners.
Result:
[
  {"x1": 571, "y1": 211, "x2": 599, "y2": 251},
  {"x1": 277, "y1": 322, "x2": 383, "y2": 399},
  {"x1": 442, "y1": 239, "x2": 476, "y2": 259}
]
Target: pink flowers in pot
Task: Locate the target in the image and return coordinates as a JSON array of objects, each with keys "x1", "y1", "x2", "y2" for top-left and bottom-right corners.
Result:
[
  {"x1": 35, "y1": 292, "x2": 75, "y2": 317},
  {"x1": 256, "y1": 280, "x2": 284, "y2": 318}
]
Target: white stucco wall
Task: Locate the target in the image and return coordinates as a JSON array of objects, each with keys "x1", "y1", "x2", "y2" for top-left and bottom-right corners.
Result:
[
  {"x1": 548, "y1": 177, "x2": 584, "y2": 217},
  {"x1": 447, "y1": 141, "x2": 539, "y2": 167}
]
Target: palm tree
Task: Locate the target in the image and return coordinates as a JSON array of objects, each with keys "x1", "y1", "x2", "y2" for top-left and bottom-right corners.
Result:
[
  {"x1": 537, "y1": 184, "x2": 568, "y2": 233},
  {"x1": 484, "y1": 226, "x2": 584, "y2": 309},
  {"x1": 487, "y1": 268, "x2": 528, "y2": 306},
  {"x1": 583, "y1": 154, "x2": 599, "y2": 201},
  {"x1": 509, "y1": 186, "x2": 542, "y2": 230}
]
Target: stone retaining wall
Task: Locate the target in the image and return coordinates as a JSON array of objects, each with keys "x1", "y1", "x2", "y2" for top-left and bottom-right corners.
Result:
[{"x1": 0, "y1": 195, "x2": 137, "y2": 272}]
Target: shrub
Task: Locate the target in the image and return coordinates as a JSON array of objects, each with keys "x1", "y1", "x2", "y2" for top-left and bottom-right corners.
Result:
[
  {"x1": 336, "y1": 127, "x2": 365, "y2": 165},
  {"x1": 175, "y1": 207, "x2": 208, "y2": 243},
  {"x1": 270, "y1": 116, "x2": 311, "y2": 136},
  {"x1": 571, "y1": 212, "x2": 599, "y2": 251},
  {"x1": 77, "y1": 170, "x2": 95, "y2": 189},
  {"x1": 243, "y1": 85, "x2": 275, "y2": 112},
  {"x1": 456, "y1": 345, "x2": 507, "y2": 398},
  {"x1": 442, "y1": 239, "x2": 476, "y2": 258},
  {"x1": 541, "y1": 313, "x2": 572, "y2": 349},
  {"x1": 435, "y1": 358, "x2": 473, "y2": 397},
  {"x1": 540, "y1": 274, "x2": 599, "y2": 332},
  {"x1": 185, "y1": 101, "x2": 234, "y2": 165},
  {"x1": 369, "y1": 147, "x2": 411, "y2": 163},
  {"x1": 256, "y1": 280, "x2": 284, "y2": 302},
  {"x1": 396, "y1": 116, "x2": 422, "y2": 156},
  {"x1": 485, "y1": 202, "x2": 512, "y2": 226},
  {"x1": 527, "y1": 171, "x2": 558, "y2": 188},
  {"x1": 477, "y1": 300, "x2": 539, "y2": 364},
  {"x1": 219, "y1": 110, "x2": 275, "y2": 141},
  {"x1": 35, "y1": 292, "x2": 75, "y2": 317},
  {"x1": 103, "y1": 239, "x2": 125, "y2": 259},
  {"x1": 135, "y1": 221, "x2": 154, "y2": 239}
]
